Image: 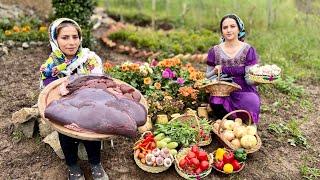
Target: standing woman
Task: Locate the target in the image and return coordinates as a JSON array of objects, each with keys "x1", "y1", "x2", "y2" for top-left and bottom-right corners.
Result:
[
  {"x1": 40, "y1": 18, "x2": 108, "y2": 180},
  {"x1": 206, "y1": 14, "x2": 260, "y2": 124}
]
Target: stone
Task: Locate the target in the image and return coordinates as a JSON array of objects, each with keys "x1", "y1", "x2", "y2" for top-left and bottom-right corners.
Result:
[
  {"x1": 17, "y1": 47, "x2": 23, "y2": 51},
  {"x1": 22, "y1": 42, "x2": 29, "y2": 48},
  {"x1": 17, "y1": 118, "x2": 36, "y2": 138},
  {"x1": 2, "y1": 46, "x2": 9, "y2": 55},
  {"x1": 38, "y1": 119, "x2": 54, "y2": 138},
  {"x1": 78, "y1": 143, "x2": 88, "y2": 160},
  {"x1": 7, "y1": 40, "x2": 15, "y2": 48},
  {"x1": 43, "y1": 131, "x2": 65, "y2": 159},
  {"x1": 12, "y1": 107, "x2": 39, "y2": 124}
]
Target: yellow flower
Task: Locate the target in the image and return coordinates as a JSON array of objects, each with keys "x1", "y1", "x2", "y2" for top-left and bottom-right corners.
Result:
[
  {"x1": 144, "y1": 77, "x2": 152, "y2": 85},
  {"x1": 39, "y1": 26, "x2": 47, "y2": 32},
  {"x1": 4, "y1": 30, "x2": 12, "y2": 36},
  {"x1": 164, "y1": 96, "x2": 172, "y2": 100},
  {"x1": 12, "y1": 26, "x2": 20, "y2": 32},
  {"x1": 22, "y1": 25, "x2": 31, "y2": 32},
  {"x1": 154, "y1": 82, "x2": 161, "y2": 90}
]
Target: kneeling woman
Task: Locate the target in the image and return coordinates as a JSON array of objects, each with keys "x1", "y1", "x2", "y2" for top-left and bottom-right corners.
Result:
[{"x1": 206, "y1": 14, "x2": 260, "y2": 124}]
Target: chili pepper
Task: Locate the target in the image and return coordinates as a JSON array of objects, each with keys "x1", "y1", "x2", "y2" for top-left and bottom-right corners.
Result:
[
  {"x1": 231, "y1": 159, "x2": 241, "y2": 171},
  {"x1": 214, "y1": 160, "x2": 224, "y2": 170}
]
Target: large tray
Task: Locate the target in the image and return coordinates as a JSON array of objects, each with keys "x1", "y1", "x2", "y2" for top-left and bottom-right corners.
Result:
[{"x1": 38, "y1": 76, "x2": 148, "y2": 141}]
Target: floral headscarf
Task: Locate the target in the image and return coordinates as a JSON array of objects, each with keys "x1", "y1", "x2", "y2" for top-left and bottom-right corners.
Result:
[
  {"x1": 220, "y1": 14, "x2": 246, "y2": 42},
  {"x1": 40, "y1": 18, "x2": 103, "y2": 85}
]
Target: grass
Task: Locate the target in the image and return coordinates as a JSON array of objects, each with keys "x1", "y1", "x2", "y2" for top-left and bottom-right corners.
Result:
[
  {"x1": 267, "y1": 120, "x2": 309, "y2": 148},
  {"x1": 300, "y1": 156, "x2": 320, "y2": 180}
]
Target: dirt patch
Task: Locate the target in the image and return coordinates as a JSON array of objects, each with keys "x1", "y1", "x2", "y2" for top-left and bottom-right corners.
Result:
[{"x1": 0, "y1": 34, "x2": 319, "y2": 179}]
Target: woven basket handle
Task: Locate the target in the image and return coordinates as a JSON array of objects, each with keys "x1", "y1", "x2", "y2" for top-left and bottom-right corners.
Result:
[
  {"x1": 217, "y1": 110, "x2": 252, "y2": 134},
  {"x1": 193, "y1": 114, "x2": 202, "y2": 142},
  {"x1": 217, "y1": 66, "x2": 221, "y2": 81}
]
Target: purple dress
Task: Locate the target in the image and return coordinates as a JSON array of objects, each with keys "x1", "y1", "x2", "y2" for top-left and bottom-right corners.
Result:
[{"x1": 206, "y1": 43, "x2": 260, "y2": 124}]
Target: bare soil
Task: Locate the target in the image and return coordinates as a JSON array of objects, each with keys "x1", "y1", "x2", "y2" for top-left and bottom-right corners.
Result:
[{"x1": 0, "y1": 27, "x2": 319, "y2": 180}]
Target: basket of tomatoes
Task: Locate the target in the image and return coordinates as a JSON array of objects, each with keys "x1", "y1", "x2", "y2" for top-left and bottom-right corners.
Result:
[
  {"x1": 133, "y1": 131, "x2": 174, "y2": 173},
  {"x1": 212, "y1": 148, "x2": 246, "y2": 174},
  {"x1": 174, "y1": 145, "x2": 213, "y2": 179}
]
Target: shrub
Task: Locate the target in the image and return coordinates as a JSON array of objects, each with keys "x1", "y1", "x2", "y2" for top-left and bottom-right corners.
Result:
[{"x1": 52, "y1": 0, "x2": 96, "y2": 48}]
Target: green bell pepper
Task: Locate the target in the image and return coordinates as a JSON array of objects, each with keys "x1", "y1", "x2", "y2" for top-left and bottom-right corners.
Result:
[{"x1": 234, "y1": 148, "x2": 247, "y2": 162}]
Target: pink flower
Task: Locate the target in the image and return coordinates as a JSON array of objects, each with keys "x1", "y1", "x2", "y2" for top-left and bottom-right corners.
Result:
[
  {"x1": 177, "y1": 77, "x2": 185, "y2": 85},
  {"x1": 150, "y1": 59, "x2": 158, "y2": 67},
  {"x1": 162, "y1": 68, "x2": 175, "y2": 79}
]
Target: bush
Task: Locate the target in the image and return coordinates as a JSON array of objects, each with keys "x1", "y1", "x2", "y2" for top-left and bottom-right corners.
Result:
[{"x1": 52, "y1": 0, "x2": 96, "y2": 48}]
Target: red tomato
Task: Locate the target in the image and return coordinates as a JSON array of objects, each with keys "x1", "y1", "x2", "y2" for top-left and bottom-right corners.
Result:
[
  {"x1": 223, "y1": 151, "x2": 234, "y2": 164},
  {"x1": 191, "y1": 145, "x2": 199, "y2": 154},
  {"x1": 200, "y1": 160, "x2": 209, "y2": 171},
  {"x1": 190, "y1": 158, "x2": 200, "y2": 168},
  {"x1": 187, "y1": 151, "x2": 196, "y2": 159},
  {"x1": 214, "y1": 160, "x2": 224, "y2": 170},
  {"x1": 197, "y1": 151, "x2": 208, "y2": 161},
  {"x1": 231, "y1": 159, "x2": 241, "y2": 171},
  {"x1": 179, "y1": 158, "x2": 187, "y2": 169},
  {"x1": 195, "y1": 167, "x2": 203, "y2": 174}
]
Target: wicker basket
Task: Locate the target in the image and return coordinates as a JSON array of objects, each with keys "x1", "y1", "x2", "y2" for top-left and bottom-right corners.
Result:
[
  {"x1": 212, "y1": 110, "x2": 261, "y2": 154},
  {"x1": 174, "y1": 147, "x2": 213, "y2": 179},
  {"x1": 248, "y1": 73, "x2": 280, "y2": 84},
  {"x1": 200, "y1": 70, "x2": 241, "y2": 97},
  {"x1": 170, "y1": 114, "x2": 212, "y2": 147},
  {"x1": 133, "y1": 131, "x2": 171, "y2": 173},
  {"x1": 212, "y1": 149, "x2": 245, "y2": 174}
]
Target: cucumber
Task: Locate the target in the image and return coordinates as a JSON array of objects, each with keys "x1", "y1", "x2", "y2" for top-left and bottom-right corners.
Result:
[
  {"x1": 156, "y1": 141, "x2": 167, "y2": 148},
  {"x1": 154, "y1": 133, "x2": 165, "y2": 141},
  {"x1": 160, "y1": 137, "x2": 172, "y2": 143},
  {"x1": 167, "y1": 142, "x2": 178, "y2": 149}
]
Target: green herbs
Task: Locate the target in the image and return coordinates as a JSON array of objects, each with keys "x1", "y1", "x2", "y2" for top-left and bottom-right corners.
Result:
[{"x1": 155, "y1": 121, "x2": 197, "y2": 147}]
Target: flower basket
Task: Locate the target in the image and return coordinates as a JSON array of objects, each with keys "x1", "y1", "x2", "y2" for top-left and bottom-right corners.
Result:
[
  {"x1": 170, "y1": 114, "x2": 212, "y2": 147},
  {"x1": 133, "y1": 131, "x2": 171, "y2": 173},
  {"x1": 212, "y1": 149, "x2": 245, "y2": 174},
  {"x1": 248, "y1": 73, "x2": 280, "y2": 84},
  {"x1": 174, "y1": 147, "x2": 213, "y2": 179},
  {"x1": 211, "y1": 110, "x2": 261, "y2": 154}
]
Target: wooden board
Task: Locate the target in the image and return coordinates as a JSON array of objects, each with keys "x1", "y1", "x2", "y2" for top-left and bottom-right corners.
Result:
[{"x1": 38, "y1": 76, "x2": 148, "y2": 141}]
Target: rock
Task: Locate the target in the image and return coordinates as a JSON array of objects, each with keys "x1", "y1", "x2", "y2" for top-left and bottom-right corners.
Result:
[
  {"x1": 38, "y1": 119, "x2": 54, "y2": 138},
  {"x1": 2, "y1": 46, "x2": 9, "y2": 55},
  {"x1": 30, "y1": 41, "x2": 37, "y2": 46},
  {"x1": 17, "y1": 47, "x2": 23, "y2": 51},
  {"x1": 12, "y1": 107, "x2": 39, "y2": 124},
  {"x1": 43, "y1": 131, "x2": 65, "y2": 159},
  {"x1": 6, "y1": 40, "x2": 15, "y2": 48},
  {"x1": 17, "y1": 118, "x2": 36, "y2": 138},
  {"x1": 22, "y1": 42, "x2": 29, "y2": 49}
]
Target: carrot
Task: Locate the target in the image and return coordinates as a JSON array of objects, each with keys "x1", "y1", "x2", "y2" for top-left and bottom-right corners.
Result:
[
  {"x1": 134, "y1": 149, "x2": 140, "y2": 158},
  {"x1": 140, "y1": 158, "x2": 146, "y2": 164}
]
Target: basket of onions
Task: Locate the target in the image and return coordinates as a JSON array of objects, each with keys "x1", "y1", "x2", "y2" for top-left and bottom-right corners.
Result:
[
  {"x1": 211, "y1": 110, "x2": 262, "y2": 154},
  {"x1": 133, "y1": 131, "x2": 174, "y2": 173}
]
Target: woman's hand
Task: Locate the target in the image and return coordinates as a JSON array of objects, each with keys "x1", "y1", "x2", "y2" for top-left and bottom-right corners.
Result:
[
  {"x1": 213, "y1": 65, "x2": 222, "y2": 75},
  {"x1": 52, "y1": 67, "x2": 59, "y2": 77}
]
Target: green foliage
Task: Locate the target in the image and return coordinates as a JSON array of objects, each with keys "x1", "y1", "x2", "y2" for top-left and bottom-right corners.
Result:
[
  {"x1": 52, "y1": 0, "x2": 97, "y2": 48},
  {"x1": 108, "y1": 25, "x2": 220, "y2": 56},
  {"x1": 0, "y1": 17, "x2": 48, "y2": 42},
  {"x1": 273, "y1": 77, "x2": 304, "y2": 98},
  {"x1": 267, "y1": 120, "x2": 309, "y2": 148},
  {"x1": 300, "y1": 164, "x2": 320, "y2": 180},
  {"x1": 11, "y1": 130, "x2": 24, "y2": 143}
]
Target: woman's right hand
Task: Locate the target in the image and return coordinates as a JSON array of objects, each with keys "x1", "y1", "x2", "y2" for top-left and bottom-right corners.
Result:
[{"x1": 213, "y1": 65, "x2": 222, "y2": 75}]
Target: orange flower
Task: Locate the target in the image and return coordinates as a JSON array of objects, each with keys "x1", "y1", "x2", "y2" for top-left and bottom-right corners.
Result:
[
  {"x1": 4, "y1": 30, "x2": 12, "y2": 36},
  {"x1": 154, "y1": 82, "x2": 161, "y2": 90},
  {"x1": 130, "y1": 63, "x2": 140, "y2": 71},
  {"x1": 104, "y1": 62, "x2": 113, "y2": 71},
  {"x1": 12, "y1": 26, "x2": 20, "y2": 32},
  {"x1": 121, "y1": 65, "x2": 129, "y2": 71},
  {"x1": 144, "y1": 77, "x2": 152, "y2": 85}
]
